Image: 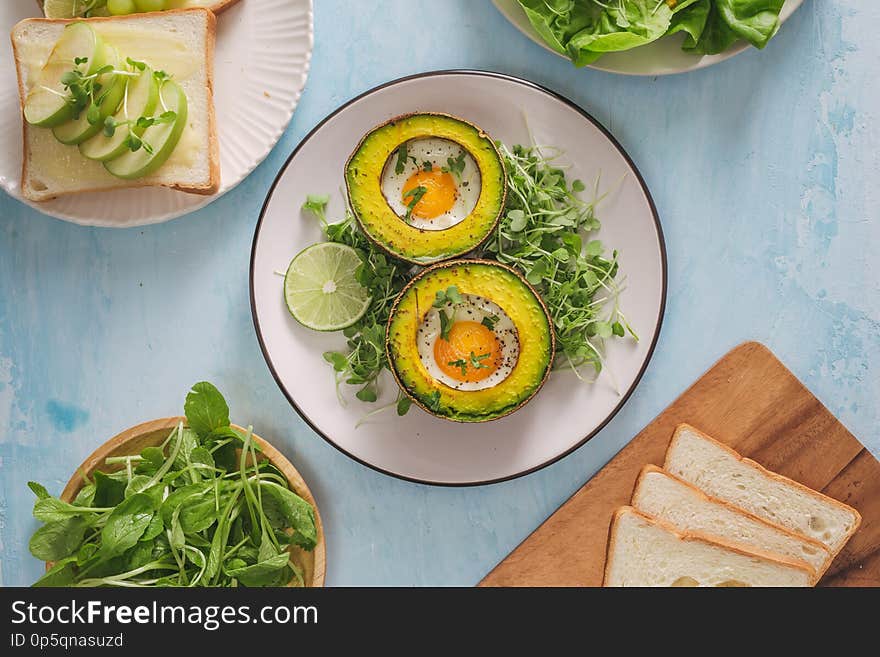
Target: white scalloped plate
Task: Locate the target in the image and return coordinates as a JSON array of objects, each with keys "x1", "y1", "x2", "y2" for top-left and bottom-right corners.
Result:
[
  {"x1": 493, "y1": 0, "x2": 803, "y2": 76},
  {"x1": 0, "y1": 0, "x2": 312, "y2": 227}
]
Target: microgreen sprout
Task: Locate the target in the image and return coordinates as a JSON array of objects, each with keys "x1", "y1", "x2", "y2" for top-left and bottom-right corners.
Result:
[
  {"x1": 482, "y1": 142, "x2": 636, "y2": 378},
  {"x1": 441, "y1": 151, "x2": 466, "y2": 179},
  {"x1": 304, "y1": 196, "x2": 410, "y2": 408}
]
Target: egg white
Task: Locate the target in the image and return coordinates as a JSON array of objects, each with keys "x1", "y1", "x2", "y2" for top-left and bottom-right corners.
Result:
[
  {"x1": 381, "y1": 138, "x2": 481, "y2": 231},
  {"x1": 416, "y1": 294, "x2": 519, "y2": 392}
]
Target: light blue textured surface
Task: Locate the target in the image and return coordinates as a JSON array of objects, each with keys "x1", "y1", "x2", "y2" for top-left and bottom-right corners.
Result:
[{"x1": 0, "y1": 0, "x2": 877, "y2": 586}]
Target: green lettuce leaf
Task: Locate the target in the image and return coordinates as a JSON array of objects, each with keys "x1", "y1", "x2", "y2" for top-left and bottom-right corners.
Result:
[{"x1": 717, "y1": 0, "x2": 784, "y2": 49}]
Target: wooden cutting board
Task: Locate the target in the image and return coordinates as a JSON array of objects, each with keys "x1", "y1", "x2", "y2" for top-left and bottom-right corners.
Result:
[{"x1": 479, "y1": 342, "x2": 879, "y2": 587}]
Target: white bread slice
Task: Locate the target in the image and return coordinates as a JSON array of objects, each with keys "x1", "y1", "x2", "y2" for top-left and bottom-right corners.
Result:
[
  {"x1": 664, "y1": 424, "x2": 861, "y2": 557},
  {"x1": 603, "y1": 507, "x2": 813, "y2": 587},
  {"x1": 632, "y1": 465, "x2": 832, "y2": 579},
  {"x1": 12, "y1": 8, "x2": 219, "y2": 201},
  {"x1": 37, "y1": 0, "x2": 242, "y2": 16}
]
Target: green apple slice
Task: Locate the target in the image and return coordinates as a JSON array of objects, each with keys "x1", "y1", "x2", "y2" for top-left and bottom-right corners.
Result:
[
  {"x1": 79, "y1": 67, "x2": 159, "y2": 162},
  {"x1": 24, "y1": 22, "x2": 106, "y2": 128},
  {"x1": 53, "y1": 45, "x2": 126, "y2": 145},
  {"x1": 105, "y1": 79, "x2": 188, "y2": 180}
]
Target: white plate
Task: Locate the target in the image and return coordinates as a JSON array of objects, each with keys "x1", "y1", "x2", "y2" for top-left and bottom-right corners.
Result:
[
  {"x1": 493, "y1": 0, "x2": 803, "y2": 76},
  {"x1": 0, "y1": 0, "x2": 312, "y2": 227},
  {"x1": 250, "y1": 71, "x2": 666, "y2": 485}
]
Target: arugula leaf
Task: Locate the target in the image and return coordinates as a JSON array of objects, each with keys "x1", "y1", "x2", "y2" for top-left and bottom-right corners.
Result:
[{"x1": 184, "y1": 381, "x2": 230, "y2": 437}]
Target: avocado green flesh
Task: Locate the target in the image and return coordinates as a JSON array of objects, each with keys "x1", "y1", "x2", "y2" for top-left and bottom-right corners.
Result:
[
  {"x1": 346, "y1": 114, "x2": 505, "y2": 265},
  {"x1": 387, "y1": 261, "x2": 553, "y2": 422}
]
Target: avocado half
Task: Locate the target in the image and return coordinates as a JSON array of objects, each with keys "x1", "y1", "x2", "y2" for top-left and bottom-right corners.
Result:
[
  {"x1": 345, "y1": 113, "x2": 506, "y2": 265},
  {"x1": 386, "y1": 260, "x2": 555, "y2": 423}
]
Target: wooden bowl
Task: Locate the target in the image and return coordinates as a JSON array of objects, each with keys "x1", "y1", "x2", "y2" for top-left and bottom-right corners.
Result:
[{"x1": 58, "y1": 417, "x2": 326, "y2": 587}]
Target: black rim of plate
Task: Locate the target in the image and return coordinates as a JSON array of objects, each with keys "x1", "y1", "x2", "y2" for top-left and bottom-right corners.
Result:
[{"x1": 249, "y1": 69, "x2": 668, "y2": 487}]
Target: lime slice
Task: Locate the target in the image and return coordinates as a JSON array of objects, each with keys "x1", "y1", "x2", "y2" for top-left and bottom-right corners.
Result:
[{"x1": 284, "y1": 243, "x2": 371, "y2": 332}]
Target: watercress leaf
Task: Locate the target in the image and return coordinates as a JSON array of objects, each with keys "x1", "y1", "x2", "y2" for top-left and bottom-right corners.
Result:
[
  {"x1": 258, "y1": 482, "x2": 318, "y2": 551},
  {"x1": 32, "y1": 557, "x2": 78, "y2": 587},
  {"x1": 612, "y1": 321, "x2": 626, "y2": 337},
  {"x1": 572, "y1": 179, "x2": 586, "y2": 192},
  {"x1": 124, "y1": 474, "x2": 153, "y2": 498},
  {"x1": 190, "y1": 446, "x2": 215, "y2": 472},
  {"x1": 99, "y1": 493, "x2": 155, "y2": 559},
  {"x1": 125, "y1": 541, "x2": 154, "y2": 571},
  {"x1": 93, "y1": 470, "x2": 126, "y2": 508},
  {"x1": 184, "y1": 381, "x2": 230, "y2": 437},
  {"x1": 28, "y1": 481, "x2": 50, "y2": 500},
  {"x1": 140, "y1": 512, "x2": 165, "y2": 543},
  {"x1": 225, "y1": 550, "x2": 290, "y2": 587},
  {"x1": 161, "y1": 483, "x2": 219, "y2": 534},
  {"x1": 29, "y1": 517, "x2": 87, "y2": 561},
  {"x1": 73, "y1": 484, "x2": 96, "y2": 508},
  {"x1": 33, "y1": 497, "x2": 95, "y2": 523}
]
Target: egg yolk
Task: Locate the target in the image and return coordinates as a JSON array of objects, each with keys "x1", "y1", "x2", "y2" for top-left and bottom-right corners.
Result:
[
  {"x1": 402, "y1": 169, "x2": 457, "y2": 219},
  {"x1": 434, "y1": 321, "x2": 501, "y2": 383}
]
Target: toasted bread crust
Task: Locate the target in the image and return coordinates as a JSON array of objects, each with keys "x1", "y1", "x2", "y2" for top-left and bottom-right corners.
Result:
[
  {"x1": 602, "y1": 506, "x2": 815, "y2": 587},
  {"x1": 632, "y1": 464, "x2": 831, "y2": 581},
  {"x1": 12, "y1": 8, "x2": 220, "y2": 201},
  {"x1": 665, "y1": 424, "x2": 863, "y2": 557}
]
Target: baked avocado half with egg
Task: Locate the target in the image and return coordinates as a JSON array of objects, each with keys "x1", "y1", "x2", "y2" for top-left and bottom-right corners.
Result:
[
  {"x1": 387, "y1": 260, "x2": 554, "y2": 422},
  {"x1": 345, "y1": 113, "x2": 506, "y2": 265}
]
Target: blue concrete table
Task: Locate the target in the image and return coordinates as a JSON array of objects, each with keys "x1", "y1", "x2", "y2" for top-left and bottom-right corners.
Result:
[{"x1": 1, "y1": 0, "x2": 877, "y2": 586}]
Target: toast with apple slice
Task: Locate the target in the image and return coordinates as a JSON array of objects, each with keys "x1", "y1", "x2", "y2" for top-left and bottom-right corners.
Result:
[{"x1": 11, "y1": 7, "x2": 219, "y2": 201}]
